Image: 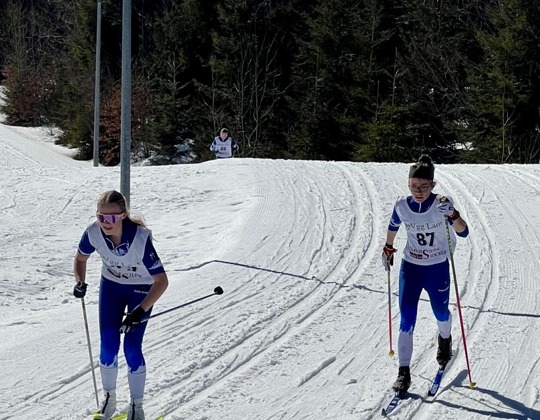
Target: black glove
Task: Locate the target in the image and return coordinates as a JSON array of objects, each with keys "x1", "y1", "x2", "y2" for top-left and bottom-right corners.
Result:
[
  {"x1": 73, "y1": 282, "x2": 87, "y2": 298},
  {"x1": 120, "y1": 306, "x2": 147, "y2": 333}
]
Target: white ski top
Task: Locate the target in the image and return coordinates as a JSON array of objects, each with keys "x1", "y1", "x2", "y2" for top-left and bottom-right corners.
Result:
[
  {"x1": 210, "y1": 136, "x2": 237, "y2": 159},
  {"x1": 393, "y1": 195, "x2": 457, "y2": 266},
  {"x1": 85, "y1": 222, "x2": 155, "y2": 285}
]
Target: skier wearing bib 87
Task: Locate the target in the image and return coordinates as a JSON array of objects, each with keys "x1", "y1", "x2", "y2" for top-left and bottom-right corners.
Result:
[
  {"x1": 73, "y1": 190, "x2": 169, "y2": 420},
  {"x1": 381, "y1": 155, "x2": 469, "y2": 394}
]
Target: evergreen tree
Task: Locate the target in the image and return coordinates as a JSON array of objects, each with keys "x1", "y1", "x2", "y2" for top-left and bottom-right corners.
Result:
[
  {"x1": 211, "y1": 0, "x2": 295, "y2": 158},
  {"x1": 367, "y1": 1, "x2": 476, "y2": 162},
  {"x1": 465, "y1": 0, "x2": 539, "y2": 163},
  {"x1": 1, "y1": 0, "x2": 540, "y2": 164},
  {"x1": 141, "y1": 0, "x2": 215, "y2": 162}
]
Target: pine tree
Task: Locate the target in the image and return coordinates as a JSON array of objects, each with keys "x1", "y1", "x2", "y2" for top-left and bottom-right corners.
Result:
[
  {"x1": 210, "y1": 0, "x2": 295, "y2": 157},
  {"x1": 465, "y1": 0, "x2": 539, "y2": 163},
  {"x1": 141, "y1": 0, "x2": 215, "y2": 162}
]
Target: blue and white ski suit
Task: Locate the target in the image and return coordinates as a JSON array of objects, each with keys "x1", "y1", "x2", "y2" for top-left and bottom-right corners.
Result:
[
  {"x1": 388, "y1": 193, "x2": 469, "y2": 366},
  {"x1": 78, "y1": 220, "x2": 165, "y2": 398},
  {"x1": 210, "y1": 136, "x2": 238, "y2": 158}
]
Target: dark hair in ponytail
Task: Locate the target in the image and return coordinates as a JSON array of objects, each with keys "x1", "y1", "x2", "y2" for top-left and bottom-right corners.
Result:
[{"x1": 409, "y1": 155, "x2": 435, "y2": 180}]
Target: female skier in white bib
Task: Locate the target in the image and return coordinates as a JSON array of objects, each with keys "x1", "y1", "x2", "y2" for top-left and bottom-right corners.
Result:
[
  {"x1": 382, "y1": 155, "x2": 469, "y2": 394},
  {"x1": 210, "y1": 128, "x2": 239, "y2": 159},
  {"x1": 73, "y1": 190, "x2": 169, "y2": 420}
]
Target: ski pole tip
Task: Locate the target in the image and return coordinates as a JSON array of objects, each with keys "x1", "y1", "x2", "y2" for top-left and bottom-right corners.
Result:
[
  {"x1": 469, "y1": 381, "x2": 476, "y2": 389},
  {"x1": 388, "y1": 350, "x2": 395, "y2": 357},
  {"x1": 214, "y1": 286, "x2": 224, "y2": 295}
]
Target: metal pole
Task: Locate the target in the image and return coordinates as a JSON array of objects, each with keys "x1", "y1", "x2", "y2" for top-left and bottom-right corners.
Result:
[
  {"x1": 92, "y1": 0, "x2": 102, "y2": 167},
  {"x1": 120, "y1": 0, "x2": 132, "y2": 205},
  {"x1": 387, "y1": 269, "x2": 394, "y2": 357},
  {"x1": 81, "y1": 298, "x2": 100, "y2": 408}
]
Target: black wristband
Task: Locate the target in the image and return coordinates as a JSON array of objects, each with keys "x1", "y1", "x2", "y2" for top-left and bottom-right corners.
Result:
[
  {"x1": 385, "y1": 242, "x2": 394, "y2": 249},
  {"x1": 449, "y1": 210, "x2": 460, "y2": 221}
]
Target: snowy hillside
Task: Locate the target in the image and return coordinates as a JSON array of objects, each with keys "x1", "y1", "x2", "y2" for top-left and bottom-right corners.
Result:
[{"x1": 1, "y1": 115, "x2": 540, "y2": 419}]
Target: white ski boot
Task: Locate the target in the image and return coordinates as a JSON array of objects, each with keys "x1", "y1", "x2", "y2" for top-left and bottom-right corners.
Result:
[
  {"x1": 126, "y1": 398, "x2": 145, "y2": 420},
  {"x1": 93, "y1": 390, "x2": 117, "y2": 420}
]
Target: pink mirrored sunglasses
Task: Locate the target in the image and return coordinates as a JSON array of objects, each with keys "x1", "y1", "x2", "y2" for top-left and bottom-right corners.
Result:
[{"x1": 97, "y1": 213, "x2": 124, "y2": 224}]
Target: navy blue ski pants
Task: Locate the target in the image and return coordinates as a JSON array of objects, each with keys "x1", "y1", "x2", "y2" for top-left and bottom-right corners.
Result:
[
  {"x1": 398, "y1": 259, "x2": 451, "y2": 333},
  {"x1": 99, "y1": 277, "x2": 152, "y2": 372}
]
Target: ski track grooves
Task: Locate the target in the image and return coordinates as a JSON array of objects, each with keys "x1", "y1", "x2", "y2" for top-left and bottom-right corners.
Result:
[
  {"x1": 4, "y1": 145, "x2": 540, "y2": 420},
  {"x1": 146, "y1": 161, "x2": 380, "y2": 418}
]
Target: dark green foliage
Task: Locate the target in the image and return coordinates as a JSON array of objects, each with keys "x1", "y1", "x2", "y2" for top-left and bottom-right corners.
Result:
[
  {"x1": 141, "y1": 0, "x2": 215, "y2": 163},
  {"x1": 209, "y1": 0, "x2": 297, "y2": 158},
  {"x1": 464, "y1": 0, "x2": 539, "y2": 163},
  {"x1": 1, "y1": 0, "x2": 540, "y2": 164}
]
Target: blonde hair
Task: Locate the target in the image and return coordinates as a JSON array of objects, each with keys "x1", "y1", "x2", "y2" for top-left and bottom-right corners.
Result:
[{"x1": 97, "y1": 190, "x2": 146, "y2": 227}]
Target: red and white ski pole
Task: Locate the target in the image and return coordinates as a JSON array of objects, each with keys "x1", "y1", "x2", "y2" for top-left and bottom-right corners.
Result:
[{"x1": 444, "y1": 218, "x2": 476, "y2": 388}]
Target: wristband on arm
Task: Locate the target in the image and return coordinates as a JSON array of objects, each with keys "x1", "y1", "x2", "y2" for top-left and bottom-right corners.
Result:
[{"x1": 449, "y1": 210, "x2": 460, "y2": 221}]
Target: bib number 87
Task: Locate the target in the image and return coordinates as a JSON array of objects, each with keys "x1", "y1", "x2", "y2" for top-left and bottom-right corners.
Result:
[{"x1": 417, "y1": 232, "x2": 434, "y2": 246}]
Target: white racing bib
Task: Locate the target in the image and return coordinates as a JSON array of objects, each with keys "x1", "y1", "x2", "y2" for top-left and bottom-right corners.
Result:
[
  {"x1": 214, "y1": 138, "x2": 234, "y2": 158},
  {"x1": 395, "y1": 196, "x2": 457, "y2": 266},
  {"x1": 87, "y1": 222, "x2": 154, "y2": 285}
]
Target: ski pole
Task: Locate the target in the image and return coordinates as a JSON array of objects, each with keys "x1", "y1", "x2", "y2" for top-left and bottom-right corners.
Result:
[
  {"x1": 81, "y1": 297, "x2": 99, "y2": 408},
  {"x1": 387, "y1": 269, "x2": 394, "y2": 357},
  {"x1": 146, "y1": 286, "x2": 224, "y2": 320},
  {"x1": 444, "y1": 218, "x2": 476, "y2": 388}
]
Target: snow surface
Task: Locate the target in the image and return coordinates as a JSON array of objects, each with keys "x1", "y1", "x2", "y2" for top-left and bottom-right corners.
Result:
[{"x1": 1, "y1": 106, "x2": 540, "y2": 419}]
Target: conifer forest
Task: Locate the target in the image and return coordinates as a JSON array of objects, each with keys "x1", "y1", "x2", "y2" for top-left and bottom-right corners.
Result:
[{"x1": 1, "y1": 0, "x2": 539, "y2": 164}]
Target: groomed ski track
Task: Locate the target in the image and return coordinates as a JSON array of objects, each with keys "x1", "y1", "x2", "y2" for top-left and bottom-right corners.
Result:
[{"x1": 1, "y1": 120, "x2": 540, "y2": 419}]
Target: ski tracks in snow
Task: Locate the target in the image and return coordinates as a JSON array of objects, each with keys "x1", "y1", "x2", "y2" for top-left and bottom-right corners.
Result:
[
  {"x1": 3, "y1": 149, "x2": 540, "y2": 420},
  {"x1": 138, "y1": 160, "x2": 387, "y2": 419}
]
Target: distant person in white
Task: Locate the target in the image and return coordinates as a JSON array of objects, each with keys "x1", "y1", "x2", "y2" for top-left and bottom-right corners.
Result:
[{"x1": 210, "y1": 128, "x2": 238, "y2": 159}]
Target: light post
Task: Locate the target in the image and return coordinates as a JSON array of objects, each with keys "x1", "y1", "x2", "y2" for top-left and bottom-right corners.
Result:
[
  {"x1": 92, "y1": 0, "x2": 102, "y2": 167},
  {"x1": 120, "y1": 0, "x2": 132, "y2": 205}
]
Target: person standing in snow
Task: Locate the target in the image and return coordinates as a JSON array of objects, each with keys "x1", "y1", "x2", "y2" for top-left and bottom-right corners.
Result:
[
  {"x1": 381, "y1": 155, "x2": 469, "y2": 394},
  {"x1": 210, "y1": 128, "x2": 239, "y2": 159},
  {"x1": 73, "y1": 190, "x2": 169, "y2": 420}
]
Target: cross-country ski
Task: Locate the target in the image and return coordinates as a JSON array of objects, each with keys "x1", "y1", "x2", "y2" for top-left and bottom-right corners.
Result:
[
  {"x1": 381, "y1": 392, "x2": 404, "y2": 416},
  {"x1": 428, "y1": 365, "x2": 446, "y2": 397}
]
